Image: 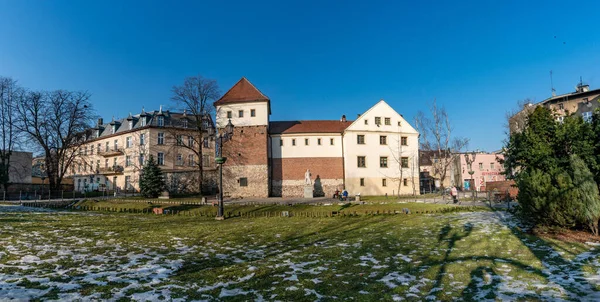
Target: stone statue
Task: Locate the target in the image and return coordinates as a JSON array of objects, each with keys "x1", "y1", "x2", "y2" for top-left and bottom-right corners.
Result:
[{"x1": 305, "y1": 169, "x2": 312, "y2": 185}]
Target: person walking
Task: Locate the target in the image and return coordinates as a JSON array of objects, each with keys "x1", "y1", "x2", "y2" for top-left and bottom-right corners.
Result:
[{"x1": 451, "y1": 186, "x2": 458, "y2": 204}]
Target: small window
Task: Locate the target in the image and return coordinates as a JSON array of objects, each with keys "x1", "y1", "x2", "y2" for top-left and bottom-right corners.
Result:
[
  {"x1": 382, "y1": 179, "x2": 387, "y2": 187},
  {"x1": 238, "y1": 110, "x2": 244, "y2": 118},
  {"x1": 177, "y1": 135, "x2": 183, "y2": 146},
  {"x1": 157, "y1": 116, "x2": 164, "y2": 127},
  {"x1": 364, "y1": 119, "x2": 368, "y2": 125},
  {"x1": 397, "y1": 121, "x2": 401, "y2": 126},
  {"x1": 292, "y1": 139, "x2": 296, "y2": 146},
  {"x1": 305, "y1": 138, "x2": 309, "y2": 145},
  {"x1": 182, "y1": 119, "x2": 188, "y2": 128},
  {"x1": 157, "y1": 152, "x2": 164, "y2": 165},
  {"x1": 176, "y1": 154, "x2": 183, "y2": 166},
  {"x1": 188, "y1": 154, "x2": 194, "y2": 166},
  {"x1": 380, "y1": 136, "x2": 387, "y2": 145},
  {"x1": 490, "y1": 162, "x2": 495, "y2": 170},
  {"x1": 401, "y1": 137, "x2": 408, "y2": 146},
  {"x1": 380, "y1": 157, "x2": 388, "y2": 168},
  {"x1": 357, "y1": 156, "x2": 366, "y2": 168},
  {"x1": 240, "y1": 178, "x2": 248, "y2": 187},
  {"x1": 141, "y1": 118, "x2": 146, "y2": 126},
  {"x1": 401, "y1": 157, "x2": 409, "y2": 168},
  {"x1": 385, "y1": 118, "x2": 391, "y2": 125},
  {"x1": 105, "y1": 142, "x2": 109, "y2": 152},
  {"x1": 558, "y1": 103, "x2": 564, "y2": 110},
  {"x1": 129, "y1": 121, "x2": 133, "y2": 129},
  {"x1": 203, "y1": 137, "x2": 209, "y2": 148},
  {"x1": 157, "y1": 133, "x2": 164, "y2": 145},
  {"x1": 114, "y1": 140, "x2": 118, "y2": 150},
  {"x1": 317, "y1": 138, "x2": 321, "y2": 145},
  {"x1": 479, "y1": 163, "x2": 483, "y2": 170},
  {"x1": 403, "y1": 178, "x2": 408, "y2": 186},
  {"x1": 280, "y1": 139, "x2": 283, "y2": 146},
  {"x1": 139, "y1": 154, "x2": 145, "y2": 166},
  {"x1": 251, "y1": 109, "x2": 256, "y2": 117},
  {"x1": 583, "y1": 111, "x2": 593, "y2": 122},
  {"x1": 330, "y1": 138, "x2": 334, "y2": 145},
  {"x1": 227, "y1": 111, "x2": 232, "y2": 119},
  {"x1": 125, "y1": 156, "x2": 131, "y2": 167},
  {"x1": 375, "y1": 117, "x2": 381, "y2": 125},
  {"x1": 357, "y1": 135, "x2": 365, "y2": 145},
  {"x1": 140, "y1": 134, "x2": 146, "y2": 146},
  {"x1": 360, "y1": 178, "x2": 365, "y2": 186},
  {"x1": 188, "y1": 136, "x2": 194, "y2": 147}
]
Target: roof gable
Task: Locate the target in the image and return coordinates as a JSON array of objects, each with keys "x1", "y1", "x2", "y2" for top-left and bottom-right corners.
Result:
[
  {"x1": 214, "y1": 77, "x2": 270, "y2": 106},
  {"x1": 344, "y1": 100, "x2": 418, "y2": 134}
]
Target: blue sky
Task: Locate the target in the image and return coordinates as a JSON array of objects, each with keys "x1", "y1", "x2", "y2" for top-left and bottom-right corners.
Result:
[{"x1": 1, "y1": 0, "x2": 600, "y2": 152}]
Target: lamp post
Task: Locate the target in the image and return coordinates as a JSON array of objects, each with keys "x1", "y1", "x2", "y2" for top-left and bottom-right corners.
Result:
[{"x1": 216, "y1": 119, "x2": 234, "y2": 220}]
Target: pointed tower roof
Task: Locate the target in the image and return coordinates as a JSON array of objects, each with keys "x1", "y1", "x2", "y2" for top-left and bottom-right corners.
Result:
[{"x1": 214, "y1": 77, "x2": 270, "y2": 107}]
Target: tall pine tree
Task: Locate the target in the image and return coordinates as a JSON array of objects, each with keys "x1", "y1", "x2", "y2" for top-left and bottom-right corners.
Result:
[{"x1": 139, "y1": 155, "x2": 165, "y2": 198}]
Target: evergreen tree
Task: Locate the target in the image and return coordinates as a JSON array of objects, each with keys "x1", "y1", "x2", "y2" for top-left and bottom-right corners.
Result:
[
  {"x1": 570, "y1": 155, "x2": 600, "y2": 235},
  {"x1": 139, "y1": 155, "x2": 165, "y2": 198}
]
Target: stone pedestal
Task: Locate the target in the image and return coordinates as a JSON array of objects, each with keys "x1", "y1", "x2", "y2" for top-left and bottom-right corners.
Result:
[{"x1": 303, "y1": 185, "x2": 313, "y2": 198}]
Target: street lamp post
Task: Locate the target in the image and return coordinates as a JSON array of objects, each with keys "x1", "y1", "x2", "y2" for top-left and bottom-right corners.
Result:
[{"x1": 215, "y1": 119, "x2": 234, "y2": 221}]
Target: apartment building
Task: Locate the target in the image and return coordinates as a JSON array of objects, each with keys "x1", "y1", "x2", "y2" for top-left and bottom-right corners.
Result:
[
  {"x1": 66, "y1": 108, "x2": 216, "y2": 193},
  {"x1": 453, "y1": 151, "x2": 505, "y2": 191}
]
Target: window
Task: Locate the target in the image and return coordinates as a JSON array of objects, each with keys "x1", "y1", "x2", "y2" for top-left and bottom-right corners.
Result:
[
  {"x1": 96, "y1": 160, "x2": 100, "y2": 170},
  {"x1": 251, "y1": 109, "x2": 256, "y2": 117},
  {"x1": 490, "y1": 162, "x2": 495, "y2": 170},
  {"x1": 380, "y1": 136, "x2": 387, "y2": 145},
  {"x1": 84, "y1": 147, "x2": 87, "y2": 156},
  {"x1": 176, "y1": 135, "x2": 183, "y2": 145},
  {"x1": 83, "y1": 163, "x2": 87, "y2": 172},
  {"x1": 401, "y1": 137, "x2": 408, "y2": 146},
  {"x1": 188, "y1": 136, "x2": 194, "y2": 147},
  {"x1": 240, "y1": 177, "x2": 248, "y2": 187},
  {"x1": 583, "y1": 111, "x2": 593, "y2": 123},
  {"x1": 157, "y1": 116, "x2": 164, "y2": 127},
  {"x1": 113, "y1": 157, "x2": 117, "y2": 167},
  {"x1": 111, "y1": 125, "x2": 116, "y2": 134},
  {"x1": 125, "y1": 176, "x2": 131, "y2": 190},
  {"x1": 305, "y1": 138, "x2": 309, "y2": 145},
  {"x1": 364, "y1": 119, "x2": 368, "y2": 125},
  {"x1": 95, "y1": 130, "x2": 100, "y2": 138},
  {"x1": 382, "y1": 179, "x2": 387, "y2": 187},
  {"x1": 141, "y1": 118, "x2": 146, "y2": 127},
  {"x1": 129, "y1": 121, "x2": 133, "y2": 129},
  {"x1": 182, "y1": 119, "x2": 188, "y2": 128},
  {"x1": 385, "y1": 117, "x2": 391, "y2": 125},
  {"x1": 90, "y1": 147, "x2": 93, "y2": 155},
  {"x1": 558, "y1": 103, "x2": 564, "y2": 110},
  {"x1": 401, "y1": 157, "x2": 409, "y2": 168},
  {"x1": 202, "y1": 137, "x2": 208, "y2": 148},
  {"x1": 202, "y1": 119, "x2": 209, "y2": 129},
  {"x1": 140, "y1": 133, "x2": 145, "y2": 145},
  {"x1": 126, "y1": 136, "x2": 132, "y2": 148},
  {"x1": 139, "y1": 154, "x2": 145, "y2": 166},
  {"x1": 317, "y1": 138, "x2": 321, "y2": 145},
  {"x1": 292, "y1": 139, "x2": 296, "y2": 146},
  {"x1": 403, "y1": 178, "x2": 408, "y2": 186},
  {"x1": 330, "y1": 138, "x2": 334, "y2": 145},
  {"x1": 280, "y1": 139, "x2": 283, "y2": 146},
  {"x1": 202, "y1": 155, "x2": 210, "y2": 167},
  {"x1": 227, "y1": 111, "x2": 232, "y2": 119},
  {"x1": 479, "y1": 163, "x2": 483, "y2": 170},
  {"x1": 97, "y1": 144, "x2": 101, "y2": 153},
  {"x1": 188, "y1": 154, "x2": 194, "y2": 166},
  {"x1": 398, "y1": 121, "x2": 401, "y2": 126},
  {"x1": 105, "y1": 159, "x2": 109, "y2": 168},
  {"x1": 375, "y1": 117, "x2": 381, "y2": 125},
  {"x1": 360, "y1": 178, "x2": 365, "y2": 186},
  {"x1": 357, "y1": 156, "x2": 366, "y2": 168},
  {"x1": 113, "y1": 140, "x2": 118, "y2": 151},
  {"x1": 157, "y1": 133, "x2": 164, "y2": 145},
  {"x1": 157, "y1": 152, "x2": 164, "y2": 165},
  {"x1": 176, "y1": 154, "x2": 183, "y2": 166},
  {"x1": 380, "y1": 157, "x2": 388, "y2": 168},
  {"x1": 125, "y1": 156, "x2": 131, "y2": 167},
  {"x1": 357, "y1": 135, "x2": 365, "y2": 144},
  {"x1": 238, "y1": 110, "x2": 244, "y2": 118}
]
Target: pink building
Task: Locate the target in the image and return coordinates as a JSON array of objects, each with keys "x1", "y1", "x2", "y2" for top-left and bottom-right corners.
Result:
[{"x1": 453, "y1": 152, "x2": 505, "y2": 191}]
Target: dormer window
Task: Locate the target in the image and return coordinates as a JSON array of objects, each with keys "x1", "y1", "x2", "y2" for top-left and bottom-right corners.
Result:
[
  {"x1": 141, "y1": 118, "x2": 146, "y2": 127},
  {"x1": 182, "y1": 119, "x2": 188, "y2": 128},
  {"x1": 111, "y1": 125, "x2": 116, "y2": 134},
  {"x1": 202, "y1": 120, "x2": 209, "y2": 129},
  {"x1": 95, "y1": 130, "x2": 100, "y2": 138},
  {"x1": 129, "y1": 121, "x2": 133, "y2": 129},
  {"x1": 157, "y1": 116, "x2": 164, "y2": 127}
]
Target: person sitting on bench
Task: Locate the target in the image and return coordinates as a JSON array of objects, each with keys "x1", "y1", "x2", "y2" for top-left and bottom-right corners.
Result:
[
  {"x1": 333, "y1": 189, "x2": 340, "y2": 199},
  {"x1": 341, "y1": 189, "x2": 348, "y2": 201}
]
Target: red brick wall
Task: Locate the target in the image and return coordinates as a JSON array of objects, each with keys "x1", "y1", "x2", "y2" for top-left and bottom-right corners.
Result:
[
  {"x1": 486, "y1": 180, "x2": 518, "y2": 198},
  {"x1": 222, "y1": 126, "x2": 268, "y2": 166},
  {"x1": 271, "y1": 157, "x2": 344, "y2": 181}
]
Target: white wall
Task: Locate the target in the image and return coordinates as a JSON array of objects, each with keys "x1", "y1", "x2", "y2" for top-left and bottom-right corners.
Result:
[
  {"x1": 270, "y1": 134, "x2": 343, "y2": 158},
  {"x1": 216, "y1": 102, "x2": 269, "y2": 128}
]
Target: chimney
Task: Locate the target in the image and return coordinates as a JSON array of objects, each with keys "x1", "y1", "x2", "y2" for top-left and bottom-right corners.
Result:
[
  {"x1": 97, "y1": 118, "x2": 103, "y2": 126},
  {"x1": 341, "y1": 115, "x2": 346, "y2": 122}
]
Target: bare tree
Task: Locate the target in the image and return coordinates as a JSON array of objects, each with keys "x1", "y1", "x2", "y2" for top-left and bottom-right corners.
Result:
[
  {"x1": 505, "y1": 98, "x2": 536, "y2": 135},
  {"x1": 0, "y1": 77, "x2": 20, "y2": 191},
  {"x1": 414, "y1": 99, "x2": 469, "y2": 190},
  {"x1": 170, "y1": 75, "x2": 219, "y2": 194},
  {"x1": 15, "y1": 90, "x2": 95, "y2": 190}
]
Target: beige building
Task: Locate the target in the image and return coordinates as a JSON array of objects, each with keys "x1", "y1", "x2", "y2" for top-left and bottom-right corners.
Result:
[
  {"x1": 510, "y1": 82, "x2": 600, "y2": 134},
  {"x1": 3, "y1": 151, "x2": 33, "y2": 184},
  {"x1": 418, "y1": 150, "x2": 454, "y2": 192},
  {"x1": 65, "y1": 108, "x2": 216, "y2": 193}
]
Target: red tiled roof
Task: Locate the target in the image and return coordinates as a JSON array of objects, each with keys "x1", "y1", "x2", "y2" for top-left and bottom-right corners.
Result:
[
  {"x1": 270, "y1": 120, "x2": 353, "y2": 134},
  {"x1": 214, "y1": 77, "x2": 270, "y2": 106}
]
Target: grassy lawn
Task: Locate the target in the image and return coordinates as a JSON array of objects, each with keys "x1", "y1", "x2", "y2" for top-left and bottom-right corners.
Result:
[{"x1": 1, "y1": 205, "x2": 600, "y2": 301}]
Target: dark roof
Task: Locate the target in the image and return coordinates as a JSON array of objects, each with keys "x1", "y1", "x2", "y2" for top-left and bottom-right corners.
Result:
[
  {"x1": 214, "y1": 77, "x2": 270, "y2": 106},
  {"x1": 270, "y1": 120, "x2": 353, "y2": 134}
]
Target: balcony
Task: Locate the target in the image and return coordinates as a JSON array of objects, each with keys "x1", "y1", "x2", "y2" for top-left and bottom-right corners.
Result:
[
  {"x1": 98, "y1": 148, "x2": 124, "y2": 157},
  {"x1": 98, "y1": 165, "x2": 124, "y2": 175}
]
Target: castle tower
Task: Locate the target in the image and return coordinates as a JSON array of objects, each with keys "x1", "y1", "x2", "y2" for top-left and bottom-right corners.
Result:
[{"x1": 214, "y1": 77, "x2": 270, "y2": 197}]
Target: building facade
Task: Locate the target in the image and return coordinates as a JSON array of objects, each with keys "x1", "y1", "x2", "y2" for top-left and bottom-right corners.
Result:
[
  {"x1": 418, "y1": 150, "x2": 454, "y2": 193},
  {"x1": 215, "y1": 77, "x2": 420, "y2": 198},
  {"x1": 66, "y1": 108, "x2": 217, "y2": 193},
  {"x1": 453, "y1": 152, "x2": 505, "y2": 191},
  {"x1": 510, "y1": 83, "x2": 600, "y2": 134}
]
